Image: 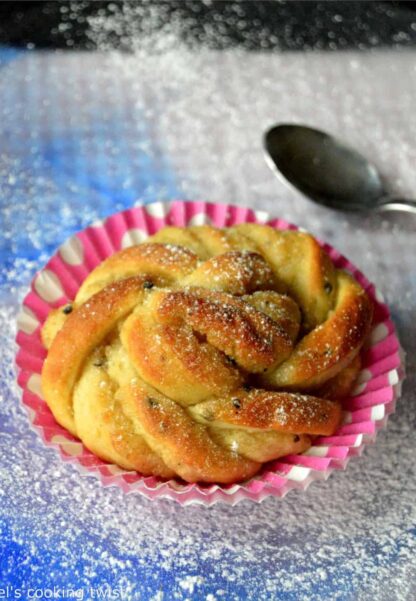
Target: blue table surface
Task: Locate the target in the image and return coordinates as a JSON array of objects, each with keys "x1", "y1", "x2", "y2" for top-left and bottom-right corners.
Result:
[{"x1": 0, "y1": 46, "x2": 415, "y2": 601}]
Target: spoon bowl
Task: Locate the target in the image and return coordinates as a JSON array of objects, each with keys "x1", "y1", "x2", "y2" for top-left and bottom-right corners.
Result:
[{"x1": 264, "y1": 124, "x2": 416, "y2": 214}]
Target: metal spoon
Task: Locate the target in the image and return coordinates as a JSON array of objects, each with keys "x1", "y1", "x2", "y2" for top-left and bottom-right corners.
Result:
[{"x1": 264, "y1": 124, "x2": 416, "y2": 214}]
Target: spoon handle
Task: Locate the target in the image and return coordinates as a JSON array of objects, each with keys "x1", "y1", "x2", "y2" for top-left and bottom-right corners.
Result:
[{"x1": 376, "y1": 197, "x2": 416, "y2": 214}]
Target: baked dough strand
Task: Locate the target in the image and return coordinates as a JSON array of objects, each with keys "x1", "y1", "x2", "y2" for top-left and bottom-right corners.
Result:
[{"x1": 41, "y1": 225, "x2": 373, "y2": 483}]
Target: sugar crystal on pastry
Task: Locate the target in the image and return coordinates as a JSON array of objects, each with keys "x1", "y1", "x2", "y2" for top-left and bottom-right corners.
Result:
[{"x1": 41, "y1": 224, "x2": 373, "y2": 483}]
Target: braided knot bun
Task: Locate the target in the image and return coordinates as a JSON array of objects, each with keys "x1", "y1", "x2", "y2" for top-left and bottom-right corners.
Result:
[{"x1": 41, "y1": 224, "x2": 373, "y2": 483}]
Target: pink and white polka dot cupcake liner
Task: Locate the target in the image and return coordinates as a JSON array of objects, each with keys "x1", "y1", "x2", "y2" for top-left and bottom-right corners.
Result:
[{"x1": 15, "y1": 200, "x2": 404, "y2": 506}]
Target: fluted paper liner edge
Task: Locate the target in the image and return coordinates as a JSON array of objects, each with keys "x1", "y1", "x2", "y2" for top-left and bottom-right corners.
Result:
[{"x1": 15, "y1": 200, "x2": 404, "y2": 506}]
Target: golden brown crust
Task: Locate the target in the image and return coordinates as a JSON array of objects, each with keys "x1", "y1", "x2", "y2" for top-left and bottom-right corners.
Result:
[
  {"x1": 122, "y1": 295, "x2": 244, "y2": 405},
  {"x1": 229, "y1": 224, "x2": 338, "y2": 330},
  {"x1": 41, "y1": 224, "x2": 373, "y2": 483},
  {"x1": 189, "y1": 388, "x2": 342, "y2": 436},
  {"x1": 244, "y1": 291, "x2": 301, "y2": 343},
  {"x1": 42, "y1": 276, "x2": 148, "y2": 435},
  {"x1": 209, "y1": 429, "x2": 311, "y2": 462},
  {"x1": 157, "y1": 288, "x2": 294, "y2": 372},
  {"x1": 76, "y1": 243, "x2": 198, "y2": 304},
  {"x1": 181, "y1": 251, "x2": 280, "y2": 295},
  {"x1": 317, "y1": 354, "x2": 362, "y2": 400},
  {"x1": 73, "y1": 359, "x2": 174, "y2": 477},
  {"x1": 120, "y1": 381, "x2": 261, "y2": 483},
  {"x1": 260, "y1": 271, "x2": 373, "y2": 390}
]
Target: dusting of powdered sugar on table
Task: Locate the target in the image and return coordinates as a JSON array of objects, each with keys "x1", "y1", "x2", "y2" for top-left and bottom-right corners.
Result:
[{"x1": 1, "y1": 6, "x2": 415, "y2": 601}]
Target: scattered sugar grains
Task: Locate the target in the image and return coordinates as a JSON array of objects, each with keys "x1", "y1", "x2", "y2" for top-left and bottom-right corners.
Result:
[
  {"x1": 1, "y1": 2, "x2": 416, "y2": 600},
  {"x1": 4, "y1": 278, "x2": 416, "y2": 597}
]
